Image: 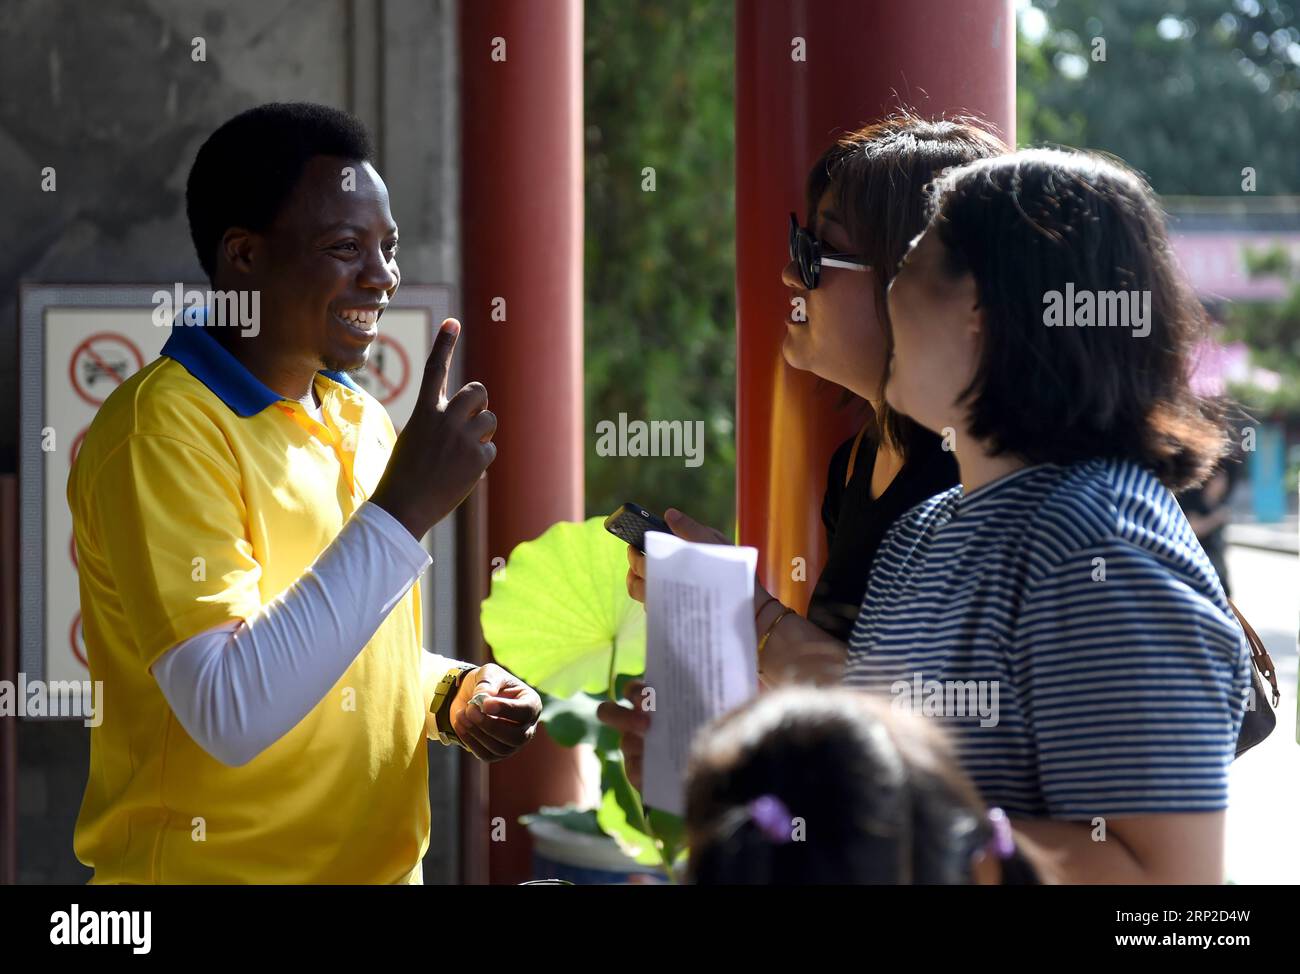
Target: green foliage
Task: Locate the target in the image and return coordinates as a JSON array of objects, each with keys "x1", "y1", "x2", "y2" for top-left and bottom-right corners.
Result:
[
  {"x1": 480, "y1": 517, "x2": 645, "y2": 698},
  {"x1": 519, "y1": 805, "x2": 606, "y2": 838},
  {"x1": 1017, "y1": 0, "x2": 1300, "y2": 194},
  {"x1": 597, "y1": 754, "x2": 688, "y2": 872},
  {"x1": 537, "y1": 690, "x2": 605, "y2": 748},
  {"x1": 1224, "y1": 246, "x2": 1300, "y2": 417},
  {"x1": 584, "y1": 0, "x2": 737, "y2": 530},
  {"x1": 1016, "y1": 17, "x2": 1088, "y2": 148},
  {"x1": 480, "y1": 514, "x2": 685, "y2": 878}
]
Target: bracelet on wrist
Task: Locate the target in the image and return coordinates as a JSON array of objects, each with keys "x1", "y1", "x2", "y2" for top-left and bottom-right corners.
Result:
[
  {"x1": 757, "y1": 606, "x2": 796, "y2": 661},
  {"x1": 756, "y1": 595, "x2": 788, "y2": 633}
]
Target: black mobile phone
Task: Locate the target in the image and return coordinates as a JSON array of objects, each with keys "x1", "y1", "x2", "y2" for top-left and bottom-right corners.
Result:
[{"x1": 603, "y1": 502, "x2": 672, "y2": 554}]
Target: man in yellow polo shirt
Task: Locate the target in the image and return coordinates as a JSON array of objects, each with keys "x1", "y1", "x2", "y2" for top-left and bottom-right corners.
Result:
[{"x1": 68, "y1": 103, "x2": 540, "y2": 883}]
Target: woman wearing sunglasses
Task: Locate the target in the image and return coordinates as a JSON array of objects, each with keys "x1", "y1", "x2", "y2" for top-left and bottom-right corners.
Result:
[
  {"x1": 848, "y1": 148, "x2": 1253, "y2": 883},
  {"x1": 601, "y1": 113, "x2": 1006, "y2": 782}
]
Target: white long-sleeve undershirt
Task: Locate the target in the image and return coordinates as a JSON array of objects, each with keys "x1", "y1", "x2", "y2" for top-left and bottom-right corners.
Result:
[{"x1": 150, "y1": 500, "x2": 457, "y2": 767}]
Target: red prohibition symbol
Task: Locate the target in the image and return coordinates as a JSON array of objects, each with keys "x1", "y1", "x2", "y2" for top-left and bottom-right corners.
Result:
[
  {"x1": 70, "y1": 612, "x2": 88, "y2": 668},
  {"x1": 357, "y1": 333, "x2": 410, "y2": 405},
  {"x1": 69, "y1": 332, "x2": 144, "y2": 407}
]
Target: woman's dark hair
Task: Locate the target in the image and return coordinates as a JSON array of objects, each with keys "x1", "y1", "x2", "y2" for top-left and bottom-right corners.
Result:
[
  {"x1": 923, "y1": 148, "x2": 1227, "y2": 491},
  {"x1": 684, "y1": 688, "x2": 1045, "y2": 884},
  {"x1": 806, "y1": 111, "x2": 1007, "y2": 459}
]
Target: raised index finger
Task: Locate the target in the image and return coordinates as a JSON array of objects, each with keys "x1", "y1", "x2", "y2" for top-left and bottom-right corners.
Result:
[{"x1": 420, "y1": 318, "x2": 461, "y2": 406}]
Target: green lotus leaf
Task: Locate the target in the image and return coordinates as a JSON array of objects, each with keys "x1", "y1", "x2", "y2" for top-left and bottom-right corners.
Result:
[
  {"x1": 596, "y1": 751, "x2": 688, "y2": 876},
  {"x1": 597, "y1": 754, "x2": 665, "y2": 868},
  {"x1": 598, "y1": 783, "x2": 663, "y2": 867},
  {"x1": 481, "y1": 517, "x2": 646, "y2": 698},
  {"x1": 538, "y1": 691, "x2": 604, "y2": 748}
]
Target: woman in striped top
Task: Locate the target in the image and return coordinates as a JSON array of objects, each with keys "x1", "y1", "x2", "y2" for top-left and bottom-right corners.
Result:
[{"x1": 847, "y1": 148, "x2": 1253, "y2": 883}]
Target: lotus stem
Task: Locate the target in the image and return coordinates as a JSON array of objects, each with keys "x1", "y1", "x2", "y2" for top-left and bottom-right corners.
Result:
[{"x1": 607, "y1": 643, "x2": 679, "y2": 884}]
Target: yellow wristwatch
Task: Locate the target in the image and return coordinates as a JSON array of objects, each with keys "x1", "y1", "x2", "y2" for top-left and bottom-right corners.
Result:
[{"x1": 430, "y1": 663, "x2": 477, "y2": 750}]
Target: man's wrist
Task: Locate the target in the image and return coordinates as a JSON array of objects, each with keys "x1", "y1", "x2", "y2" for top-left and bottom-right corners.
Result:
[
  {"x1": 357, "y1": 501, "x2": 433, "y2": 575},
  {"x1": 431, "y1": 663, "x2": 477, "y2": 749},
  {"x1": 367, "y1": 487, "x2": 424, "y2": 543}
]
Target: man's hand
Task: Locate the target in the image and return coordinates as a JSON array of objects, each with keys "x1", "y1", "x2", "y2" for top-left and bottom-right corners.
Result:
[
  {"x1": 370, "y1": 318, "x2": 497, "y2": 540},
  {"x1": 448, "y1": 663, "x2": 541, "y2": 762},
  {"x1": 595, "y1": 678, "x2": 651, "y2": 791}
]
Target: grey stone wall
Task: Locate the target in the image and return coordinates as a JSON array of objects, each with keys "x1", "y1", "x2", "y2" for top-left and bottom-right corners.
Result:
[{"x1": 0, "y1": 0, "x2": 461, "y2": 883}]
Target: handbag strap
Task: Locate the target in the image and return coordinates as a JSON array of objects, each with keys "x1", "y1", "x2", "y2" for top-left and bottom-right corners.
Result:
[{"x1": 1227, "y1": 598, "x2": 1281, "y2": 708}]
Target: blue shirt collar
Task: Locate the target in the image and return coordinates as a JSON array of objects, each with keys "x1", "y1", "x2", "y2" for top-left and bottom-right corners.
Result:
[{"x1": 160, "y1": 308, "x2": 362, "y2": 417}]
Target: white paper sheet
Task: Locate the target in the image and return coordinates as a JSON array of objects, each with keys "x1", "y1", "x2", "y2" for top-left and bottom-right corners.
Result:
[{"x1": 640, "y1": 532, "x2": 760, "y2": 816}]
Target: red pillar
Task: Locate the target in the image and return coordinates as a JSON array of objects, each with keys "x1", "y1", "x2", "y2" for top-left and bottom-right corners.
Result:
[
  {"x1": 459, "y1": 0, "x2": 585, "y2": 885},
  {"x1": 735, "y1": 0, "x2": 1015, "y2": 609}
]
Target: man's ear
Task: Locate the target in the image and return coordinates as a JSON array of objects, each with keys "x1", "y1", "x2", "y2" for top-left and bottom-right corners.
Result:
[{"x1": 220, "y1": 227, "x2": 258, "y2": 276}]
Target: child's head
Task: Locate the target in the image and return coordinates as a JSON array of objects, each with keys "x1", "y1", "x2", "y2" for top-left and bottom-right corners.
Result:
[
  {"x1": 684, "y1": 688, "x2": 1041, "y2": 884},
  {"x1": 884, "y1": 147, "x2": 1225, "y2": 491}
]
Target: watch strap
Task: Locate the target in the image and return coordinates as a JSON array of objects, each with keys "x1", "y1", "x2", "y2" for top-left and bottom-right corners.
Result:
[{"x1": 431, "y1": 663, "x2": 477, "y2": 750}]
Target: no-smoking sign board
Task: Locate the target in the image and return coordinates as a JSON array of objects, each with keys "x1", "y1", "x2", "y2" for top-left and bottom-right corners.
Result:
[{"x1": 21, "y1": 285, "x2": 452, "y2": 698}]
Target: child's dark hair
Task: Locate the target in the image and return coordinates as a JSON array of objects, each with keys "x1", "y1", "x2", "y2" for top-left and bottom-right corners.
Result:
[
  {"x1": 805, "y1": 110, "x2": 1008, "y2": 459},
  {"x1": 922, "y1": 148, "x2": 1227, "y2": 491},
  {"x1": 684, "y1": 688, "x2": 1044, "y2": 884}
]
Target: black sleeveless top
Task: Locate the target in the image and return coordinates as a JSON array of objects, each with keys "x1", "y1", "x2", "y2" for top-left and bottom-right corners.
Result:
[{"x1": 805, "y1": 426, "x2": 960, "y2": 641}]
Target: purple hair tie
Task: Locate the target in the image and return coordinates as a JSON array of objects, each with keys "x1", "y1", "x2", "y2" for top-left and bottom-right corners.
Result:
[
  {"x1": 748, "y1": 794, "x2": 793, "y2": 844},
  {"x1": 985, "y1": 807, "x2": 1015, "y2": 860}
]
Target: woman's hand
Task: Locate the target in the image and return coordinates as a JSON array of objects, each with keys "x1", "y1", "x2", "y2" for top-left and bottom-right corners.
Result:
[
  {"x1": 625, "y1": 508, "x2": 771, "y2": 610},
  {"x1": 625, "y1": 544, "x2": 647, "y2": 603},
  {"x1": 595, "y1": 678, "x2": 652, "y2": 791},
  {"x1": 623, "y1": 507, "x2": 845, "y2": 689}
]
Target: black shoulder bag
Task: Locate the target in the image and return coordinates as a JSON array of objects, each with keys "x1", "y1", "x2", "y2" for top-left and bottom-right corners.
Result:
[{"x1": 1229, "y1": 599, "x2": 1281, "y2": 758}]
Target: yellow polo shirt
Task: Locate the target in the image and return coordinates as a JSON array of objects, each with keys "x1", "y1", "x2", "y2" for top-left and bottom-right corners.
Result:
[{"x1": 68, "y1": 319, "x2": 456, "y2": 884}]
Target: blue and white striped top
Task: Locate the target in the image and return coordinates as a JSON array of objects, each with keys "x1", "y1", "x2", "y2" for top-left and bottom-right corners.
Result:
[{"x1": 845, "y1": 459, "x2": 1252, "y2": 819}]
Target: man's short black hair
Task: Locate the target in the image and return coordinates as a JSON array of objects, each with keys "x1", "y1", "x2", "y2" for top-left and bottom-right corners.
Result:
[{"x1": 186, "y1": 102, "x2": 374, "y2": 279}]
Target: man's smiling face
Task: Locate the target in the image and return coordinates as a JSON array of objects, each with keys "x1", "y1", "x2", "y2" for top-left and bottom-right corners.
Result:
[{"x1": 250, "y1": 155, "x2": 401, "y2": 374}]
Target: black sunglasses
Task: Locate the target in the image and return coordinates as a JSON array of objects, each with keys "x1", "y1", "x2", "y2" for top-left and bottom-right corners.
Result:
[{"x1": 788, "y1": 212, "x2": 869, "y2": 290}]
